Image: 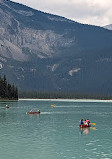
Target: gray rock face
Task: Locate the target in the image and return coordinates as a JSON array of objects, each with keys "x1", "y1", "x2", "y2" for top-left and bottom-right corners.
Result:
[
  {"x1": 0, "y1": 1, "x2": 74, "y2": 61},
  {"x1": 0, "y1": 37, "x2": 28, "y2": 61}
]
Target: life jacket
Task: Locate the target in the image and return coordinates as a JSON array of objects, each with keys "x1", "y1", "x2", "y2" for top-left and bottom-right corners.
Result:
[
  {"x1": 86, "y1": 120, "x2": 90, "y2": 124},
  {"x1": 84, "y1": 121, "x2": 87, "y2": 125}
]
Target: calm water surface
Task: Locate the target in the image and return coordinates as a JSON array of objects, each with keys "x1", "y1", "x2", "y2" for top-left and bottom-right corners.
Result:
[{"x1": 0, "y1": 99, "x2": 112, "y2": 159}]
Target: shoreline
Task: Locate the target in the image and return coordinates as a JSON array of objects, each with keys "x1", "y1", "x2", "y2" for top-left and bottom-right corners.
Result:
[
  {"x1": 18, "y1": 98, "x2": 112, "y2": 102},
  {"x1": 1, "y1": 98, "x2": 112, "y2": 102}
]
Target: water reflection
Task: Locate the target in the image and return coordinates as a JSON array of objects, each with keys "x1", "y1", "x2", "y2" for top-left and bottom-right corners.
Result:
[
  {"x1": 79, "y1": 127, "x2": 90, "y2": 135},
  {"x1": 28, "y1": 114, "x2": 40, "y2": 118},
  {"x1": 79, "y1": 127, "x2": 96, "y2": 135}
]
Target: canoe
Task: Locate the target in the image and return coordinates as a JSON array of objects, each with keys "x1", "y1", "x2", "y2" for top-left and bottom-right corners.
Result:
[
  {"x1": 28, "y1": 111, "x2": 40, "y2": 114},
  {"x1": 79, "y1": 124, "x2": 91, "y2": 128},
  {"x1": 6, "y1": 105, "x2": 10, "y2": 108}
]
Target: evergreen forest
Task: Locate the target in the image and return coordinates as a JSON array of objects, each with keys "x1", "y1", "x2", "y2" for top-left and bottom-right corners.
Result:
[
  {"x1": 19, "y1": 91, "x2": 112, "y2": 100},
  {"x1": 0, "y1": 75, "x2": 18, "y2": 100}
]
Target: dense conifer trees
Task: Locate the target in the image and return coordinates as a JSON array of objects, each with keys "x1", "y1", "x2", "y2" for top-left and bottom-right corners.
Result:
[
  {"x1": 0, "y1": 75, "x2": 18, "y2": 100},
  {"x1": 19, "y1": 91, "x2": 111, "y2": 100}
]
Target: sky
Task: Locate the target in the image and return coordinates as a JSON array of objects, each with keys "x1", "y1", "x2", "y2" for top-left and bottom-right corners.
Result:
[{"x1": 11, "y1": 0, "x2": 112, "y2": 26}]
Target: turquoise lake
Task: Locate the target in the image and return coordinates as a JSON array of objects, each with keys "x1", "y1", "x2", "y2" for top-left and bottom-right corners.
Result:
[{"x1": 0, "y1": 99, "x2": 112, "y2": 159}]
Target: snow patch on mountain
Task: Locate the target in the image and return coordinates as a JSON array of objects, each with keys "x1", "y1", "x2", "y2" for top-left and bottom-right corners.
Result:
[
  {"x1": 69, "y1": 68, "x2": 80, "y2": 76},
  {"x1": 47, "y1": 64, "x2": 59, "y2": 72},
  {"x1": 103, "y1": 24, "x2": 112, "y2": 30},
  {"x1": 0, "y1": 63, "x2": 2, "y2": 69}
]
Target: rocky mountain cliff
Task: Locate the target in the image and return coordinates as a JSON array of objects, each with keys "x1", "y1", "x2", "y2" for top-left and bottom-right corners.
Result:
[{"x1": 1, "y1": 0, "x2": 112, "y2": 95}]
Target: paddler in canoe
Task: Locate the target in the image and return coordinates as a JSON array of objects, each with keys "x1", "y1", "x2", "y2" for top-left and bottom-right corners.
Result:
[
  {"x1": 86, "y1": 119, "x2": 90, "y2": 126},
  {"x1": 79, "y1": 119, "x2": 90, "y2": 128},
  {"x1": 80, "y1": 119, "x2": 84, "y2": 127}
]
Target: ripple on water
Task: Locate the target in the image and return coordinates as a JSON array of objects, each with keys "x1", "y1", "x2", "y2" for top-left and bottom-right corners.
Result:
[{"x1": 86, "y1": 143, "x2": 94, "y2": 146}]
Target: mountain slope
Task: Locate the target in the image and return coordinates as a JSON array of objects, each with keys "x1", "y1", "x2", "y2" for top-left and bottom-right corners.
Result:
[
  {"x1": 103, "y1": 24, "x2": 112, "y2": 30},
  {"x1": 1, "y1": 0, "x2": 112, "y2": 95}
]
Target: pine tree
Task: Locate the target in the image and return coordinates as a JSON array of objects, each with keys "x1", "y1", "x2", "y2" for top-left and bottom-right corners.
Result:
[{"x1": 0, "y1": 75, "x2": 18, "y2": 100}]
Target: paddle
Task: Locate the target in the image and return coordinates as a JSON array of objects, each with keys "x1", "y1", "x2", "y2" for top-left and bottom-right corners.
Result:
[
  {"x1": 91, "y1": 123, "x2": 96, "y2": 126},
  {"x1": 51, "y1": 105, "x2": 55, "y2": 107}
]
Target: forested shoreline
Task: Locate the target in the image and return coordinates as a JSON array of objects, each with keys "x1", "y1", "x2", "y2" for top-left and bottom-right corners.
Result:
[
  {"x1": 0, "y1": 75, "x2": 18, "y2": 100},
  {"x1": 0, "y1": 75, "x2": 111, "y2": 100},
  {"x1": 19, "y1": 91, "x2": 112, "y2": 100}
]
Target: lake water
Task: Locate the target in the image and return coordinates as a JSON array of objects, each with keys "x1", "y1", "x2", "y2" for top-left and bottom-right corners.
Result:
[{"x1": 0, "y1": 99, "x2": 112, "y2": 159}]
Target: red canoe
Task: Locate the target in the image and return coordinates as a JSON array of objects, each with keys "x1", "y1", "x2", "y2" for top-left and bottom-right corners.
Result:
[
  {"x1": 6, "y1": 105, "x2": 10, "y2": 109},
  {"x1": 79, "y1": 124, "x2": 91, "y2": 128},
  {"x1": 28, "y1": 111, "x2": 40, "y2": 114}
]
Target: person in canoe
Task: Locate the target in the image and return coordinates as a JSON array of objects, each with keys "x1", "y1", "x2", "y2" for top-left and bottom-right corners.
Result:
[
  {"x1": 84, "y1": 120, "x2": 88, "y2": 126},
  {"x1": 29, "y1": 109, "x2": 33, "y2": 112},
  {"x1": 80, "y1": 119, "x2": 84, "y2": 127},
  {"x1": 86, "y1": 119, "x2": 90, "y2": 126},
  {"x1": 37, "y1": 109, "x2": 40, "y2": 113}
]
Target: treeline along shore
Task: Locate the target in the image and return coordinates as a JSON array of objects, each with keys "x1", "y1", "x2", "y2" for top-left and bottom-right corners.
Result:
[
  {"x1": 19, "y1": 91, "x2": 112, "y2": 100},
  {"x1": 0, "y1": 75, "x2": 111, "y2": 100},
  {"x1": 0, "y1": 75, "x2": 18, "y2": 100}
]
